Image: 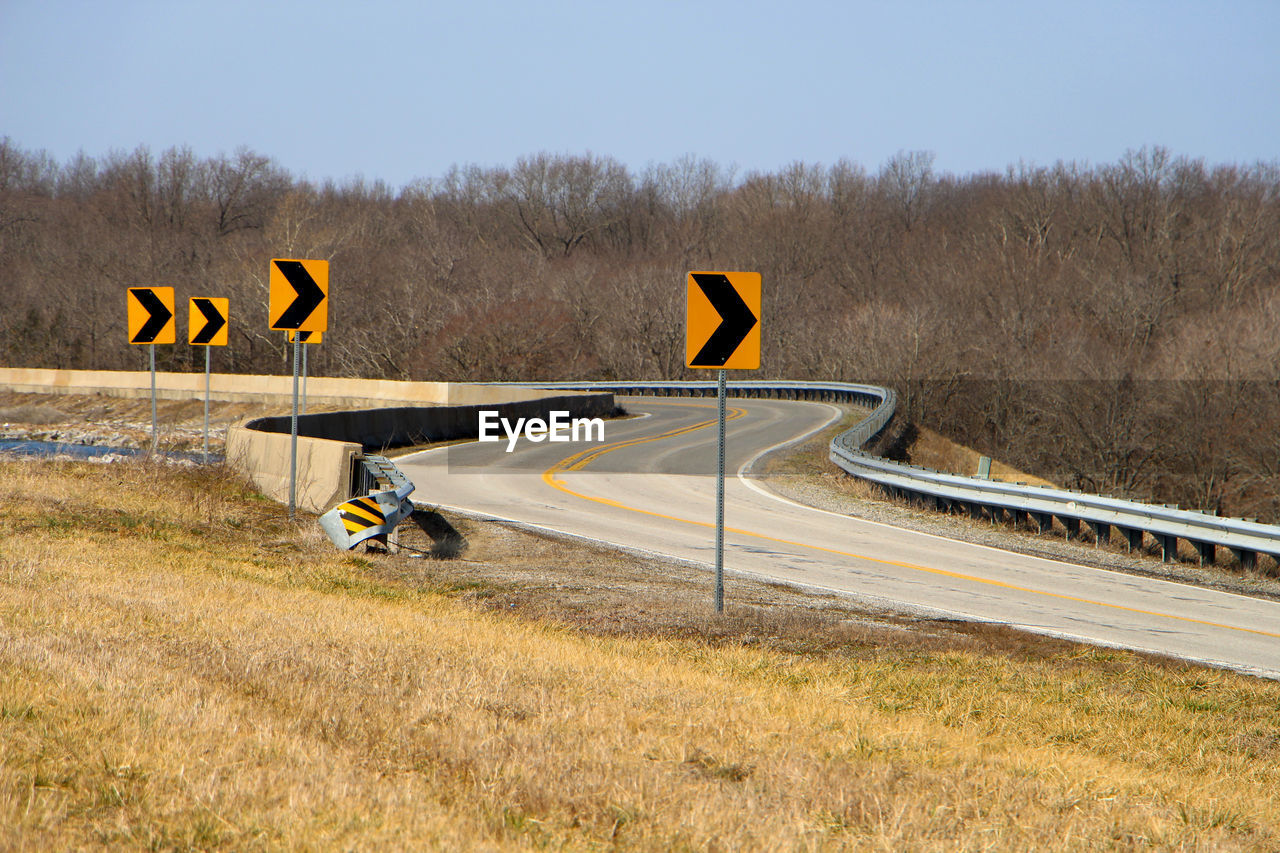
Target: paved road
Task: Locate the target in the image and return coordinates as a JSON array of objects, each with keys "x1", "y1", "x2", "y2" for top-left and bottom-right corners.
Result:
[{"x1": 399, "y1": 396, "x2": 1280, "y2": 680}]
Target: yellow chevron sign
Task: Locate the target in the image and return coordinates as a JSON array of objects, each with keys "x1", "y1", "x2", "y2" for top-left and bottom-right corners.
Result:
[
  {"x1": 189, "y1": 297, "x2": 229, "y2": 346},
  {"x1": 286, "y1": 329, "x2": 323, "y2": 344},
  {"x1": 269, "y1": 258, "x2": 329, "y2": 332},
  {"x1": 686, "y1": 271, "x2": 761, "y2": 370},
  {"x1": 127, "y1": 287, "x2": 176, "y2": 345},
  {"x1": 338, "y1": 496, "x2": 385, "y2": 534}
]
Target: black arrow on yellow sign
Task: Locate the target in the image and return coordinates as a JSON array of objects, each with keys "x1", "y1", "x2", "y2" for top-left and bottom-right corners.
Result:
[
  {"x1": 689, "y1": 272, "x2": 759, "y2": 367},
  {"x1": 271, "y1": 260, "x2": 326, "y2": 330},
  {"x1": 128, "y1": 287, "x2": 175, "y2": 344},
  {"x1": 190, "y1": 298, "x2": 227, "y2": 345}
]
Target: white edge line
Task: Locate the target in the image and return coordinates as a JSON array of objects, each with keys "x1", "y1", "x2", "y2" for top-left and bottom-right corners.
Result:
[
  {"x1": 410, "y1": 497, "x2": 987, "y2": 623},
  {"x1": 999, "y1": 624, "x2": 1280, "y2": 681},
  {"x1": 403, "y1": 398, "x2": 1280, "y2": 613},
  {"x1": 734, "y1": 405, "x2": 1280, "y2": 611},
  {"x1": 409, "y1": 499, "x2": 1280, "y2": 682},
  {"x1": 398, "y1": 397, "x2": 1280, "y2": 675}
]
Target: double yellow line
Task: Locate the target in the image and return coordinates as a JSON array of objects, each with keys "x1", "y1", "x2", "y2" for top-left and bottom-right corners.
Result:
[
  {"x1": 539, "y1": 402, "x2": 1280, "y2": 645},
  {"x1": 547, "y1": 403, "x2": 747, "y2": 475}
]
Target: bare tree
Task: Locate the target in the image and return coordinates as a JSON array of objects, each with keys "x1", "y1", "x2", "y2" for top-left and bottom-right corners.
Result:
[
  {"x1": 206, "y1": 147, "x2": 287, "y2": 237},
  {"x1": 2, "y1": 140, "x2": 1280, "y2": 519},
  {"x1": 879, "y1": 149, "x2": 935, "y2": 232},
  {"x1": 497, "y1": 152, "x2": 632, "y2": 257}
]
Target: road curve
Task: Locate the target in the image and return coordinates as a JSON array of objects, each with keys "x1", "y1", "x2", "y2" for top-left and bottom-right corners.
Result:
[{"x1": 399, "y1": 396, "x2": 1280, "y2": 680}]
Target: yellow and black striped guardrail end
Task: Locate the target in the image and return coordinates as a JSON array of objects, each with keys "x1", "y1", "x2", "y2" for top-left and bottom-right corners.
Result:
[{"x1": 339, "y1": 495, "x2": 386, "y2": 535}]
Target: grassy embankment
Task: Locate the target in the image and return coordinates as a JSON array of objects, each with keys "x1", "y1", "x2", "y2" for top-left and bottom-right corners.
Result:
[{"x1": 2, "y1": 458, "x2": 1280, "y2": 849}]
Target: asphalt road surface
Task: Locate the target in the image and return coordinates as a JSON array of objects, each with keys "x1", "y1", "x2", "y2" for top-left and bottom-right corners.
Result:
[{"x1": 399, "y1": 396, "x2": 1280, "y2": 680}]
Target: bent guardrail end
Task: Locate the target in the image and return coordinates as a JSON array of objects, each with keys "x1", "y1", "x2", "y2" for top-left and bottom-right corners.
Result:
[{"x1": 320, "y1": 454, "x2": 416, "y2": 550}]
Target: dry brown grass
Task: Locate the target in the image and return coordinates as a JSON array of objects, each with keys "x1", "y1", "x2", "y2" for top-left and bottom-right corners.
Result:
[
  {"x1": 905, "y1": 425, "x2": 1058, "y2": 488},
  {"x1": 0, "y1": 402, "x2": 68, "y2": 425},
  {"x1": 3, "y1": 458, "x2": 1280, "y2": 850},
  {"x1": 759, "y1": 403, "x2": 1051, "y2": 487}
]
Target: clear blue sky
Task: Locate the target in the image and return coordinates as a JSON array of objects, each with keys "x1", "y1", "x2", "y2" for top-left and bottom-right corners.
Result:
[{"x1": 2, "y1": 0, "x2": 1277, "y2": 187}]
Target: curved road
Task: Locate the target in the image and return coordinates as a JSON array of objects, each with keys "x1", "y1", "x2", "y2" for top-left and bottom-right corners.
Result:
[{"x1": 399, "y1": 396, "x2": 1280, "y2": 680}]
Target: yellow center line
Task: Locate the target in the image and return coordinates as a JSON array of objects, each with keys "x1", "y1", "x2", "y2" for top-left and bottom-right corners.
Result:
[
  {"x1": 541, "y1": 408, "x2": 1280, "y2": 642},
  {"x1": 556, "y1": 404, "x2": 747, "y2": 472}
]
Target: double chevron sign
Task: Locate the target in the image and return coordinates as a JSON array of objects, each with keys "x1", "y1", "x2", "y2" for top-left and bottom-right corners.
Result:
[{"x1": 126, "y1": 289, "x2": 230, "y2": 347}]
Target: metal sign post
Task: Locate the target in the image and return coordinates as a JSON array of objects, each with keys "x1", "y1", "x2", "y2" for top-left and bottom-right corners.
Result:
[
  {"x1": 287, "y1": 329, "x2": 321, "y2": 416},
  {"x1": 269, "y1": 258, "x2": 330, "y2": 522},
  {"x1": 127, "y1": 286, "x2": 176, "y2": 455},
  {"x1": 685, "y1": 270, "x2": 762, "y2": 614},
  {"x1": 301, "y1": 340, "x2": 308, "y2": 416},
  {"x1": 188, "y1": 296, "x2": 229, "y2": 464},
  {"x1": 289, "y1": 336, "x2": 300, "y2": 519},
  {"x1": 149, "y1": 343, "x2": 158, "y2": 454},
  {"x1": 715, "y1": 368, "x2": 727, "y2": 612},
  {"x1": 203, "y1": 346, "x2": 211, "y2": 463}
]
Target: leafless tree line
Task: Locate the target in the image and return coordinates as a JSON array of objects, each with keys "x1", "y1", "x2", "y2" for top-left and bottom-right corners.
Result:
[{"x1": 2, "y1": 139, "x2": 1279, "y2": 520}]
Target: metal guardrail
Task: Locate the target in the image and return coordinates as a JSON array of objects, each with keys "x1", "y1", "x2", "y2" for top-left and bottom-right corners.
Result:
[
  {"x1": 350, "y1": 453, "x2": 413, "y2": 498},
  {"x1": 500, "y1": 380, "x2": 1280, "y2": 569},
  {"x1": 319, "y1": 454, "x2": 416, "y2": 550}
]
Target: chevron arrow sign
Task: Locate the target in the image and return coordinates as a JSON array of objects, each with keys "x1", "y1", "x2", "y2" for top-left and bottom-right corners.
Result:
[
  {"x1": 189, "y1": 297, "x2": 229, "y2": 346},
  {"x1": 127, "y1": 287, "x2": 176, "y2": 345},
  {"x1": 269, "y1": 258, "x2": 328, "y2": 332},
  {"x1": 686, "y1": 271, "x2": 761, "y2": 369}
]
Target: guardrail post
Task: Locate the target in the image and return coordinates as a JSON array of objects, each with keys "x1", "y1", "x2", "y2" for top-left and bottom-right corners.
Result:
[
  {"x1": 1118, "y1": 527, "x2": 1144, "y2": 552},
  {"x1": 1031, "y1": 512, "x2": 1053, "y2": 534},
  {"x1": 1061, "y1": 516, "x2": 1081, "y2": 540},
  {"x1": 1192, "y1": 540, "x2": 1215, "y2": 566},
  {"x1": 1229, "y1": 547, "x2": 1257, "y2": 571},
  {"x1": 1087, "y1": 521, "x2": 1111, "y2": 547},
  {"x1": 1157, "y1": 534, "x2": 1179, "y2": 562}
]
